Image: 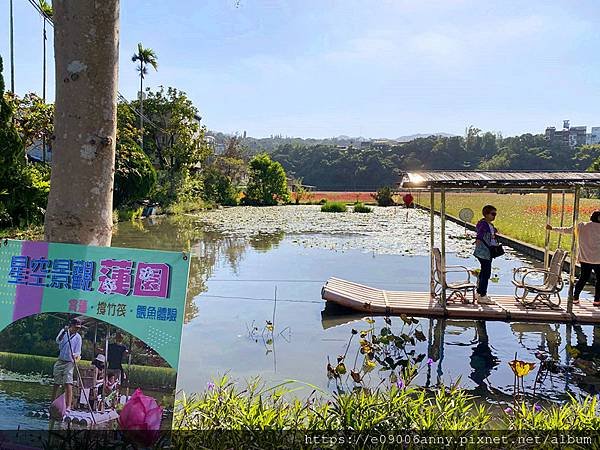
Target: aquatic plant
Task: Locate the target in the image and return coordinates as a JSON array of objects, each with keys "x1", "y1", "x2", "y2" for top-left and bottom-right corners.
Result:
[
  {"x1": 353, "y1": 202, "x2": 372, "y2": 213},
  {"x1": 326, "y1": 316, "x2": 428, "y2": 394},
  {"x1": 320, "y1": 201, "x2": 347, "y2": 213},
  {"x1": 173, "y1": 376, "x2": 491, "y2": 432}
]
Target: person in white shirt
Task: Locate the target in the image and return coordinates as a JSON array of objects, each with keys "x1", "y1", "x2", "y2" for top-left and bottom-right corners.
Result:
[
  {"x1": 52, "y1": 318, "x2": 83, "y2": 411},
  {"x1": 547, "y1": 210, "x2": 600, "y2": 306}
]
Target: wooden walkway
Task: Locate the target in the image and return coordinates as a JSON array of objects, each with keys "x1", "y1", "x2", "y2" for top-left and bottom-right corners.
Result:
[{"x1": 322, "y1": 277, "x2": 600, "y2": 324}]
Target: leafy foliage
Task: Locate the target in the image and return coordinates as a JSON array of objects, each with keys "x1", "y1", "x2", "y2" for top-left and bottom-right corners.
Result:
[
  {"x1": 132, "y1": 43, "x2": 158, "y2": 79},
  {"x1": 320, "y1": 201, "x2": 347, "y2": 213},
  {"x1": 0, "y1": 57, "x2": 49, "y2": 227},
  {"x1": 353, "y1": 202, "x2": 372, "y2": 213},
  {"x1": 114, "y1": 103, "x2": 156, "y2": 207},
  {"x1": 202, "y1": 167, "x2": 238, "y2": 206},
  {"x1": 242, "y1": 153, "x2": 289, "y2": 206},
  {"x1": 271, "y1": 128, "x2": 600, "y2": 191},
  {"x1": 372, "y1": 186, "x2": 395, "y2": 207},
  {"x1": 6, "y1": 92, "x2": 54, "y2": 152},
  {"x1": 130, "y1": 86, "x2": 211, "y2": 205}
]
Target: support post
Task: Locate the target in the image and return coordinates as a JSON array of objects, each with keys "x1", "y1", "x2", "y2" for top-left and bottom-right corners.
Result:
[
  {"x1": 557, "y1": 191, "x2": 566, "y2": 248},
  {"x1": 440, "y1": 187, "x2": 447, "y2": 306},
  {"x1": 567, "y1": 186, "x2": 580, "y2": 313},
  {"x1": 430, "y1": 187, "x2": 435, "y2": 298},
  {"x1": 544, "y1": 190, "x2": 553, "y2": 269}
]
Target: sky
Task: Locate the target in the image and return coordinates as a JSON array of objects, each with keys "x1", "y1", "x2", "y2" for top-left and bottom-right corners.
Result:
[{"x1": 1, "y1": 0, "x2": 599, "y2": 139}]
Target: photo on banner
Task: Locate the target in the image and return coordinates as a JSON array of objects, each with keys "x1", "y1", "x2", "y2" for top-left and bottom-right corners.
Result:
[{"x1": 0, "y1": 239, "x2": 190, "y2": 431}]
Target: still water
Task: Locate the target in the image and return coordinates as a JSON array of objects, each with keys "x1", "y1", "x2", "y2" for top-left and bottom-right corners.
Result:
[
  {"x1": 2, "y1": 205, "x2": 598, "y2": 428},
  {"x1": 111, "y1": 207, "x2": 599, "y2": 404}
]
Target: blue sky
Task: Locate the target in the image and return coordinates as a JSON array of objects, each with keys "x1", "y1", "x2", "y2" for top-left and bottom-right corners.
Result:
[{"x1": 2, "y1": 0, "x2": 599, "y2": 138}]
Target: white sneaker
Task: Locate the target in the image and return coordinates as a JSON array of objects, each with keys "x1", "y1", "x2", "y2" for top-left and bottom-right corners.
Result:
[{"x1": 477, "y1": 294, "x2": 494, "y2": 305}]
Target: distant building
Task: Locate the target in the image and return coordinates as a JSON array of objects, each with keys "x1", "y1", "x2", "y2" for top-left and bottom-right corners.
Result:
[
  {"x1": 545, "y1": 120, "x2": 595, "y2": 148},
  {"x1": 569, "y1": 126, "x2": 587, "y2": 147},
  {"x1": 588, "y1": 127, "x2": 600, "y2": 145}
]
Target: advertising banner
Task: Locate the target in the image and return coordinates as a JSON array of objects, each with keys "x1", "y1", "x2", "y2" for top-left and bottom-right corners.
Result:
[{"x1": 0, "y1": 239, "x2": 191, "y2": 432}]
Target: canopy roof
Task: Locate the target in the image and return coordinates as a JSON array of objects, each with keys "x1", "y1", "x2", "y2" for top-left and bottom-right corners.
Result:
[{"x1": 399, "y1": 171, "x2": 600, "y2": 190}]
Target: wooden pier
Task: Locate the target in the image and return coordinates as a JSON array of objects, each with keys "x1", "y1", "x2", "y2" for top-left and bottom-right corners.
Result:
[{"x1": 322, "y1": 277, "x2": 600, "y2": 324}]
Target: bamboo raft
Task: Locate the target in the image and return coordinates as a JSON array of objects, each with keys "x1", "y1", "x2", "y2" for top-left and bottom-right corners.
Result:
[{"x1": 322, "y1": 277, "x2": 600, "y2": 324}]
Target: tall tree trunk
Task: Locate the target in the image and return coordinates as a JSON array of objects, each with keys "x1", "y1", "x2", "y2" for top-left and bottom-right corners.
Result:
[
  {"x1": 139, "y1": 70, "x2": 144, "y2": 150},
  {"x1": 42, "y1": 19, "x2": 47, "y2": 163},
  {"x1": 45, "y1": 0, "x2": 120, "y2": 246}
]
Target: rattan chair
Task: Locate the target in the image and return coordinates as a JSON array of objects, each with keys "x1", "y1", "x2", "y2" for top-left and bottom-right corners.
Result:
[
  {"x1": 432, "y1": 247, "x2": 477, "y2": 304},
  {"x1": 512, "y1": 249, "x2": 568, "y2": 308}
]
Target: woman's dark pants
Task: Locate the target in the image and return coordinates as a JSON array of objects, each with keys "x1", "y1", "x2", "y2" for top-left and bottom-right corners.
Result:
[
  {"x1": 476, "y1": 257, "x2": 492, "y2": 296},
  {"x1": 574, "y1": 263, "x2": 600, "y2": 302}
]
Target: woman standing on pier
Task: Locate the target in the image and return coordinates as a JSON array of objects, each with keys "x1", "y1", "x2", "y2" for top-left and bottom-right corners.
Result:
[
  {"x1": 474, "y1": 205, "x2": 502, "y2": 305},
  {"x1": 547, "y1": 210, "x2": 600, "y2": 306}
]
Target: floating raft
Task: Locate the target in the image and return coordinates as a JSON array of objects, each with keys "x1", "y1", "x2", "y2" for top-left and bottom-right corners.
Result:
[
  {"x1": 322, "y1": 277, "x2": 600, "y2": 324},
  {"x1": 63, "y1": 409, "x2": 119, "y2": 426}
]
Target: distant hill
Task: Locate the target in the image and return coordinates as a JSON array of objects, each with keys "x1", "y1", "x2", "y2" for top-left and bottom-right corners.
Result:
[
  {"x1": 207, "y1": 130, "x2": 457, "y2": 153},
  {"x1": 395, "y1": 132, "x2": 456, "y2": 142}
]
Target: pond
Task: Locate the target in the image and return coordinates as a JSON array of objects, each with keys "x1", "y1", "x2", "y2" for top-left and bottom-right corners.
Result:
[
  {"x1": 1, "y1": 205, "x2": 598, "y2": 428},
  {"x1": 112, "y1": 206, "x2": 599, "y2": 404}
]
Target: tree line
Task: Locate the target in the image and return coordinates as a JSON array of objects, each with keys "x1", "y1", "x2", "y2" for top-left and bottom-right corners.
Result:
[
  {"x1": 0, "y1": 56, "x2": 291, "y2": 230},
  {"x1": 270, "y1": 127, "x2": 600, "y2": 190}
]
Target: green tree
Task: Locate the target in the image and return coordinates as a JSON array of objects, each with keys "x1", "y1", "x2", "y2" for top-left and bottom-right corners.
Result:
[
  {"x1": 202, "y1": 167, "x2": 238, "y2": 206},
  {"x1": 372, "y1": 186, "x2": 395, "y2": 207},
  {"x1": 7, "y1": 92, "x2": 54, "y2": 152},
  {"x1": 131, "y1": 86, "x2": 211, "y2": 204},
  {"x1": 0, "y1": 57, "x2": 49, "y2": 226},
  {"x1": 131, "y1": 43, "x2": 158, "y2": 151},
  {"x1": 114, "y1": 103, "x2": 157, "y2": 207},
  {"x1": 243, "y1": 153, "x2": 289, "y2": 206}
]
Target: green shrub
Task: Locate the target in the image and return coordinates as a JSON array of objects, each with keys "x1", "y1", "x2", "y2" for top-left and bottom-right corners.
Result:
[
  {"x1": 242, "y1": 153, "x2": 290, "y2": 206},
  {"x1": 0, "y1": 351, "x2": 176, "y2": 390},
  {"x1": 353, "y1": 202, "x2": 372, "y2": 213},
  {"x1": 114, "y1": 141, "x2": 157, "y2": 208},
  {"x1": 372, "y1": 186, "x2": 395, "y2": 207},
  {"x1": 320, "y1": 201, "x2": 347, "y2": 212},
  {"x1": 117, "y1": 206, "x2": 144, "y2": 221},
  {"x1": 202, "y1": 167, "x2": 238, "y2": 206}
]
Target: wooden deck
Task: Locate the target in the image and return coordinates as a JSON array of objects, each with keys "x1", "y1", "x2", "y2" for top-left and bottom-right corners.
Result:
[{"x1": 322, "y1": 277, "x2": 600, "y2": 324}]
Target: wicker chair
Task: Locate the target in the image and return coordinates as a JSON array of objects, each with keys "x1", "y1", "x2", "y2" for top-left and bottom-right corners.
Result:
[
  {"x1": 432, "y1": 247, "x2": 477, "y2": 304},
  {"x1": 512, "y1": 249, "x2": 568, "y2": 308}
]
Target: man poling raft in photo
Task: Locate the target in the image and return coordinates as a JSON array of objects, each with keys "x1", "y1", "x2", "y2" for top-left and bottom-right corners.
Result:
[{"x1": 51, "y1": 318, "x2": 83, "y2": 413}]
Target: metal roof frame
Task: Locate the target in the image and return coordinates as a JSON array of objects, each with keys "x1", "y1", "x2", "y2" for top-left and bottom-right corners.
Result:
[{"x1": 399, "y1": 171, "x2": 600, "y2": 190}]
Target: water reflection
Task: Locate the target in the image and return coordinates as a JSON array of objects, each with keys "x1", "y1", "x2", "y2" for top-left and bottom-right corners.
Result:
[
  {"x1": 110, "y1": 212, "x2": 600, "y2": 404},
  {"x1": 113, "y1": 217, "x2": 284, "y2": 322},
  {"x1": 469, "y1": 321, "x2": 500, "y2": 389}
]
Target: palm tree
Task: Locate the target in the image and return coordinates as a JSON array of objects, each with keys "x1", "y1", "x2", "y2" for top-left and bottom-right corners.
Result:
[{"x1": 131, "y1": 43, "x2": 158, "y2": 151}]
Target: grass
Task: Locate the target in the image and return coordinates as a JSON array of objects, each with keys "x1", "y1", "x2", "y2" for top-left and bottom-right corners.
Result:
[
  {"x1": 173, "y1": 376, "x2": 600, "y2": 436},
  {"x1": 0, "y1": 351, "x2": 176, "y2": 391},
  {"x1": 353, "y1": 202, "x2": 372, "y2": 213},
  {"x1": 418, "y1": 192, "x2": 600, "y2": 249},
  {"x1": 164, "y1": 198, "x2": 211, "y2": 215},
  {"x1": 0, "y1": 225, "x2": 44, "y2": 240},
  {"x1": 320, "y1": 201, "x2": 348, "y2": 213}
]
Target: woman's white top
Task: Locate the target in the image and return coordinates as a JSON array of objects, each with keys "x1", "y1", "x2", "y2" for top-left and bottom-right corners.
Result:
[{"x1": 554, "y1": 222, "x2": 600, "y2": 264}]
